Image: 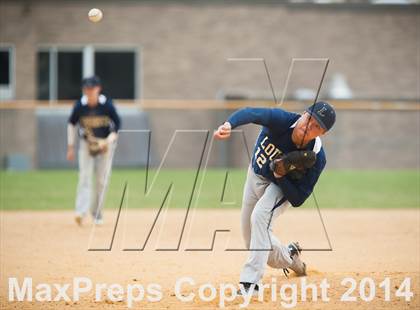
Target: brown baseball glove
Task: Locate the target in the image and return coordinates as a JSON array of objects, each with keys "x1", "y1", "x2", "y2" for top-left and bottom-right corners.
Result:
[
  {"x1": 87, "y1": 137, "x2": 108, "y2": 156},
  {"x1": 269, "y1": 150, "x2": 316, "y2": 180}
]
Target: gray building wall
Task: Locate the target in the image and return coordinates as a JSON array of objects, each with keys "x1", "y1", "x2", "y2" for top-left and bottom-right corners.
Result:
[
  {"x1": 35, "y1": 107, "x2": 150, "y2": 168},
  {"x1": 0, "y1": 106, "x2": 150, "y2": 169},
  {"x1": 0, "y1": 104, "x2": 419, "y2": 170},
  {"x1": 0, "y1": 1, "x2": 418, "y2": 100},
  {"x1": 147, "y1": 107, "x2": 420, "y2": 170},
  {"x1": 1, "y1": 1, "x2": 418, "y2": 170},
  {"x1": 0, "y1": 108, "x2": 37, "y2": 168}
]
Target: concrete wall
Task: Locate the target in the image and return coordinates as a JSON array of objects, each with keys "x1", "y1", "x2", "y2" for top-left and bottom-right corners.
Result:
[
  {"x1": 1, "y1": 2, "x2": 418, "y2": 170},
  {"x1": 0, "y1": 105, "x2": 418, "y2": 170},
  {"x1": 146, "y1": 107, "x2": 420, "y2": 170},
  {"x1": 0, "y1": 108, "x2": 37, "y2": 168},
  {"x1": 35, "y1": 107, "x2": 150, "y2": 169},
  {"x1": 0, "y1": 1, "x2": 418, "y2": 101},
  {"x1": 0, "y1": 106, "x2": 151, "y2": 169}
]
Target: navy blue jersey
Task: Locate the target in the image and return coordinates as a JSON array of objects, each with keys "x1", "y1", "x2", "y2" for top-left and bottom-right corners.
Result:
[
  {"x1": 68, "y1": 94, "x2": 121, "y2": 139},
  {"x1": 228, "y1": 107, "x2": 326, "y2": 207}
]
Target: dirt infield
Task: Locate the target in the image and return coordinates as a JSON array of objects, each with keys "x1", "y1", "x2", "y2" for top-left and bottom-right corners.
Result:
[{"x1": 1, "y1": 209, "x2": 419, "y2": 309}]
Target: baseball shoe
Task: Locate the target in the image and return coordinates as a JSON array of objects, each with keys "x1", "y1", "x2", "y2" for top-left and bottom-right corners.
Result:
[
  {"x1": 75, "y1": 214, "x2": 83, "y2": 226},
  {"x1": 283, "y1": 242, "x2": 307, "y2": 277},
  {"x1": 94, "y1": 218, "x2": 104, "y2": 225},
  {"x1": 237, "y1": 282, "x2": 259, "y2": 296}
]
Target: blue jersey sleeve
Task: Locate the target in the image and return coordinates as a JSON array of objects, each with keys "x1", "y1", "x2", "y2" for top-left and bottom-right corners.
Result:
[
  {"x1": 68, "y1": 101, "x2": 81, "y2": 125},
  {"x1": 107, "y1": 99, "x2": 121, "y2": 132},
  {"x1": 227, "y1": 107, "x2": 297, "y2": 130},
  {"x1": 275, "y1": 148, "x2": 326, "y2": 207}
]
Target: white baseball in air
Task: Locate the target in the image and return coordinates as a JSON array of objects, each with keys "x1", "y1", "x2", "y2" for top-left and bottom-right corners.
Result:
[{"x1": 88, "y1": 8, "x2": 103, "y2": 23}]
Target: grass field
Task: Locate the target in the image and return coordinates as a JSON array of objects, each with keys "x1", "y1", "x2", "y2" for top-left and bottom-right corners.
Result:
[{"x1": 0, "y1": 169, "x2": 419, "y2": 210}]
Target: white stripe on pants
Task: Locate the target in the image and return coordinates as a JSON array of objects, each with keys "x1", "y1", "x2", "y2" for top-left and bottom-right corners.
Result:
[
  {"x1": 75, "y1": 139, "x2": 113, "y2": 219},
  {"x1": 240, "y1": 165, "x2": 293, "y2": 284}
]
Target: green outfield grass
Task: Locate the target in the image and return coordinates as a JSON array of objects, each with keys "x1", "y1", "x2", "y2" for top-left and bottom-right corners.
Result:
[{"x1": 0, "y1": 169, "x2": 418, "y2": 210}]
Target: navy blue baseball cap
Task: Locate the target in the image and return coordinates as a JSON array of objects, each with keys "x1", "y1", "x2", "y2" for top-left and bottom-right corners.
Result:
[
  {"x1": 305, "y1": 101, "x2": 336, "y2": 131},
  {"x1": 82, "y1": 76, "x2": 101, "y2": 88}
]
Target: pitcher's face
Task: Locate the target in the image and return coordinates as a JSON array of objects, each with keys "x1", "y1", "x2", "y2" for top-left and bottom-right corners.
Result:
[{"x1": 292, "y1": 112, "x2": 326, "y2": 146}]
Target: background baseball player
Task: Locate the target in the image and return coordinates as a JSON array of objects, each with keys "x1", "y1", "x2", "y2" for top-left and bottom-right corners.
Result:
[
  {"x1": 66, "y1": 76, "x2": 121, "y2": 226},
  {"x1": 214, "y1": 101, "x2": 336, "y2": 294}
]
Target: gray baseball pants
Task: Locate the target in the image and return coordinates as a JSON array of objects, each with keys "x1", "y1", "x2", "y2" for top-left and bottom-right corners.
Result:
[
  {"x1": 239, "y1": 165, "x2": 294, "y2": 284},
  {"x1": 75, "y1": 139, "x2": 113, "y2": 220}
]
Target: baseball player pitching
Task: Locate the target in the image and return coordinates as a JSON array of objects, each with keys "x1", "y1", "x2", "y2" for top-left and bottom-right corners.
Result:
[
  {"x1": 66, "y1": 76, "x2": 121, "y2": 226},
  {"x1": 214, "y1": 102, "x2": 336, "y2": 295}
]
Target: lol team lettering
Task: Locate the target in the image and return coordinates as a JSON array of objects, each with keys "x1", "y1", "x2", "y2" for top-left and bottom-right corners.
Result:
[
  {"x1": 214, "y1": 102, "x2": 336, "y2": 294},
  {"x1": 66, "y1": 76, "x2": 121, "y2": 226}
]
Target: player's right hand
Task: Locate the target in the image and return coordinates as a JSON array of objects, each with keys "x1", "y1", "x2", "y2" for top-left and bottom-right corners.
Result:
[
  {"x1": 214, "y1": 122, "x2": 232, "y2": 140},
  {"x1": 66, "y1": 146, "x2": 75, "y2": 162},
  {"x1": 270, "y1": 158, "x2": 287, "y2": 178},
  {"x1": 98, "y1": 140, "x2": 108, "y2": 154}
]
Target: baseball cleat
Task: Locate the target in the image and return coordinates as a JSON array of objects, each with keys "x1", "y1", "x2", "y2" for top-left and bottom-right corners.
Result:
[
  {"x1": 94, "y1": 218, "x2": 104, "y2": 225},
  {"x1": 75, "y1": 215, "x2": 83, "y2": 226},
  {"x1": 237, "y1": 282, "x2": 259, "y2": 296},
  {"x1": 283, "y1": 242, "x2": 307, "y2": 277}
]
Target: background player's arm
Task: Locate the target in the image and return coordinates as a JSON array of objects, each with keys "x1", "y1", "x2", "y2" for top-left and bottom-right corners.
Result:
[
  {"x1": 106, "y1": 100, "x2": 121, "y2": 144},
  {"x1": 66, "y1": 124, "x2": 77, "y2": 161},
  {"x1": 66, "y1": 103, "x2": 81, "y2": 162}
]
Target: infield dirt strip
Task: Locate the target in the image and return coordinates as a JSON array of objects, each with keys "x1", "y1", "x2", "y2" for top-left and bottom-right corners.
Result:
[{"x1": 1, "y1": 209, "x2": 419, "y2": 309}]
